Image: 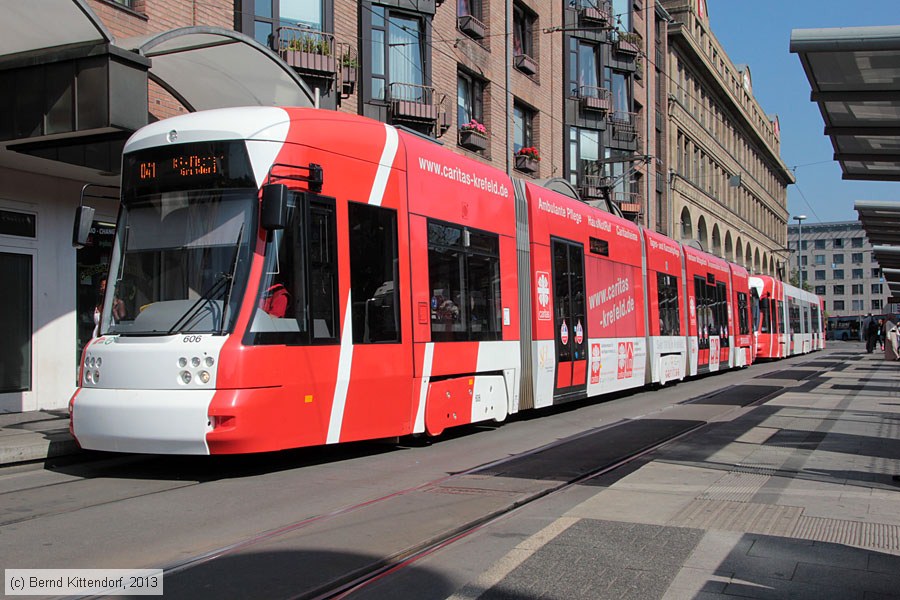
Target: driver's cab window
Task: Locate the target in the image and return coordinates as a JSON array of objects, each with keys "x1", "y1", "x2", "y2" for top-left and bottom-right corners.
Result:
[{"x1": 247, "y1": 191, "x2": 338, "y2": 345}]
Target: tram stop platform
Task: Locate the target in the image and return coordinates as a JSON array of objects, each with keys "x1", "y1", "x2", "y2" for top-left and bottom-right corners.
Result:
[{"x1": 0, "y1": 409, "x2": 73, "y2": 466}]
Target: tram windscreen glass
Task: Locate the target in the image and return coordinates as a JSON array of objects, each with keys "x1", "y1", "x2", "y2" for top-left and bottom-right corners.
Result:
[{"x1": 123, "y1": 141, "x2": 256, "y2": 198}]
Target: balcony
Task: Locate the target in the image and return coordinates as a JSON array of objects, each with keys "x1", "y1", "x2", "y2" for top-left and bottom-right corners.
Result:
[
  {"x1": 514, "y1": 53, "x2": 538, "y2": 76},
  {"x1": 389, "y1": 82, "x2": 438, "y2": 124},
  {"x1": 574, "y1": 0, "x2": 611, "y2": 27},
  {"x1": 614, "y1": 31, "x2": 642, "y2": 56},
  {"x1": 277, "y1": 27, "x2": 337, "y2": 79},
  {"x1": 457, "y1": 14, "x2": 486, "y2": 40},
  {"x1": 578, "y1": 174, "x2": 611, "y2": 201},
  {"x1": 613, "y1": 192, "x2": 642, "y2": 218},
  {"x1": 339, "y1": 46, "x2": 359, "y2": 97},
  {"x1": 578, "y1": 86, "x2": 611, "y2": 114},
  {"x1": 610, "y1": 111, "x2": 640, "y2": 142}
]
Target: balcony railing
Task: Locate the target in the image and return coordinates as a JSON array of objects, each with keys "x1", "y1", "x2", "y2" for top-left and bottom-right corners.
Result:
[
  {"x1": 276, "y1": 26, "x2": 337, "y2": 79},
  {"x1": 613, "y1": 192, "x2": 642, "y2": 216},
  {"x1": 578, "y1": 86, "x2": 611, "y2": 114},
  {"x1": 609, "y1": 111, "x2": 641, "y2": 142},
  {"x1": 571, "y1": 0, "x2": 611, "y2": 26},
  {"x1": 389, "y1": 82, "x2": 438, "y2": 123},
  {"x1": 578, "y1": 174, "x2": 611, "y2": 201},
  {"x1": 614, "y1": 31, "x2": 642, "y2": 56}
]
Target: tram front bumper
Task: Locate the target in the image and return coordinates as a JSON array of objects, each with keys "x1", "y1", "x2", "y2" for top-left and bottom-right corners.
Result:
[{"x1": 71, "y1": 388, "x2": 214, "y2": 454}]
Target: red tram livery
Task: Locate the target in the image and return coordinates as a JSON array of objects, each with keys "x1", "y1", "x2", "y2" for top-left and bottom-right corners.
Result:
[{"x1": 70, "y1": 108, "x2": 820, "y2": 454}]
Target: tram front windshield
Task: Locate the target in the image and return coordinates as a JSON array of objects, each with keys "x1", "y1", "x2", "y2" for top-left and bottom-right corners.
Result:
[{"x1": 100, "y1": 141, "x2": 257, "y2": 336}]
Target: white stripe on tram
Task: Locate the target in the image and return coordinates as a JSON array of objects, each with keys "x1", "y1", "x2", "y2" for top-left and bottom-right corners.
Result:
[
  {"x1": 327, "y1": 293, "x2": 354, "y2": 444},
  {"x1": 368, "y1": 124, "x2": 399, "y2": 207}
]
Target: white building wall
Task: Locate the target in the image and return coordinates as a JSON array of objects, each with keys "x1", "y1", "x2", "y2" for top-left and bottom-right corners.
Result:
[{"x1": 0, "y1": 166, "x2": 118, "y2": 412}]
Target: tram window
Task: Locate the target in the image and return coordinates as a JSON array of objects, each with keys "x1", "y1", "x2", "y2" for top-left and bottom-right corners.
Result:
[
  {"x1": 349, "y1": 203, "x2": 400, "y2": 344},
  {"x1": 656, "y1": 272, "x2": 680, "y2": 336},
  {"x1": 694, "y1": 276, "x2": 709, "y2": 349},
  {"x1": 248, "y1": 193, "x2": 338, "y2": 345},
  {"x1": 737, "y1": 291, "x2": 749, "y2": 335},
  {"x1": 716, "y1": 282, "x2": 728, "y2": 342},
  {"x1": 428, "y1": 220, "x2": 501, "y2": 342},
  {"x1": 776, "y1": 300, "x2": 785, "y2": 334}
]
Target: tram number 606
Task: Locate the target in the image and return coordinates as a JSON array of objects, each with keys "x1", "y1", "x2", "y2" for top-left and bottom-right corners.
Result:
[{"x1": 183, "y1": 335, "x2": 203, "y2": 343}]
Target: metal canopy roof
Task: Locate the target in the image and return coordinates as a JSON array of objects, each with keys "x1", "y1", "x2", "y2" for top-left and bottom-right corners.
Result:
[
  {"x1": 119, "y1": 27, "x2": 314, "y2": 111},
  {"x1": 855, "y1": 200, "x2": 900, "y2": 302},
  {"x1": 0, "y1": 0, "x2": 112, "y2": 58},
  {"x1": 790, "y1": 26, "x2": 900, "y2": 182}
]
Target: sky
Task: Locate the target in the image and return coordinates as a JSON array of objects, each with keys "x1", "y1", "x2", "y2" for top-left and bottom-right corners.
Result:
[{"x1": 704, "y1": 0, "x2": 898, "y2": 226}]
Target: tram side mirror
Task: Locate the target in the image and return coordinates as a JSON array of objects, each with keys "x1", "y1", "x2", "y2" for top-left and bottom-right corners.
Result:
[
  {"x1": 261, "y1": 184, "x2": 289, "y2": 230},
  {"x1": 72, "y1": 205, "x2": 96, "y2": 249}
]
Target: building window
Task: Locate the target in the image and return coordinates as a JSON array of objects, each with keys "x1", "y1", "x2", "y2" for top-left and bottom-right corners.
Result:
[
  {"x1": 833, "y1": 285, "x2": 844, "y2": 295},
  {"x1": 513, "y1": 101, "x2": 535, "y2": 153},
  {"x1": 872, "y1": 268, "x2": 882, "y2": 278},
  {"x1": 568, "y1": 126, "x2": 601, "y2": 187},
  {"x1": 873, "y1": 299, "x2": 883, "y2": 310},
  {"x1": 872, "y1": 283, "x2": 883, "y2": 294},
  {"x1": 814, "y1": 254, "x2": 825, "y2": 265},
  {"x1": 604, "y1": 67, "x2": 631, "y2": 115},
  {"x1": 243, "y1": 0, "x2": 328, "y2": 46},
  {"x1": 833, "y1": 238, "x2": 844, "y2": 248},
  {"x1": 457, "y1": 0, "x2": 485, "y2": 39},
  {"x1": 368, "y1": 6, "x2": 426, "y2": 102},
  {"x1": 852, "y1": 268, "x2": 863, "y2": 279},
  {"x1": 612, "y1": 0, "x2": 631, "y2": 31},
  {"x1": 815, "y1": 270, "x2": 825, "y2": 281},
  {"x1": 852, "y1": 299, "x2": 864, "y2": 311},
  {"x1": 833, "y1": 269, "x2": 844, "y2": 280},
  {"x1": 428, "y1": 221, "x2": 502, "y2": 342},
  {"x1": 349, "y1": 203, "x2": 400, "y2": 344},
  {"x1": 851, "y1": 252, "x2": 863, "y2": 264},
  {"x1": 832, "y1": 253, "x2": 844, "y2": 265},
  {"x1": 570, "y1": 39, "x2": 601, "y2": 98},
  {"x1": 513, "y1": 3, "x2": 536, "y2": 63},
  {"x1": 852, "y1": 284, "x2": 864, "y2": 295},
  {"x1": 457, "y1": 70, "x2": 485, "y2": 129},
  {"x1": 0, "y1": 252, "x2": 31, "y2": 392},
  {"x1": 800, "y1": 240, "x2": 808, "y2": 250},
  {"x1": 800, "y1": 256, "x2": 808, "y2": 266},
  {"x1": 814, "y1": 239, "x2": 826, "y2": 249},
  {"x1": 833, "y1": 300, "x2": 845, "y2": 311},
  {"x1": 814, "y1": 285, "x2": 825, "y2": 295},
  {"x1": 851, "y1": 237, "x2": 864, "y2": 248}
]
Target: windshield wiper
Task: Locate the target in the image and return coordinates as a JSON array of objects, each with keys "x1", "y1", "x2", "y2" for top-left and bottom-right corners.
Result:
[{"x1": 167, "y1": 273, "x2": 232, "y2": 335}]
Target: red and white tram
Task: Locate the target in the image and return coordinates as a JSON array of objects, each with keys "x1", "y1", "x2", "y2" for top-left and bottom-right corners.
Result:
[
  {"x1": 70, "y1": 107, "x2": 819, "y2": 454},
  {"x1": 749, "y1": 275, "x2": 823, "y2": 359}
]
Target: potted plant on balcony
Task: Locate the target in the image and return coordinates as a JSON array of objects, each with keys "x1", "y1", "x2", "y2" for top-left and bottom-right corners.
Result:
[
  {"x1": 286, "y1": 35, "x2": 335, "y2": 74},
  {"x1": 340, "y1": 52, "x2": 358, "y2": 95},
  {"x1": 515, "y1": 146, "x2": 540, "y2": 174},
  {"x1": 458, "y1": 119, "x2": 488, "y2": 151},
  {"x1": 615, "y1": 31, "x2": 642, "y2": 56}
]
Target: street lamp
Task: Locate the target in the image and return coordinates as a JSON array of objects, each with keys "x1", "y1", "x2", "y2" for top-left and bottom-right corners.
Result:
[{"x1": 794, "y1": 215, "x2": 807, "y2": 289}]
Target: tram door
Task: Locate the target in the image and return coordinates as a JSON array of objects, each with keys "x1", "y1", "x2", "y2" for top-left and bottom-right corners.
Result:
[{"x1": 552, "y1": 239, "x2": 587, "y2": 395}]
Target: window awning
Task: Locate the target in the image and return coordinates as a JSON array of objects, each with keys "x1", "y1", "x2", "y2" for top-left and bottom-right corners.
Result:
[
  {"x1": 119, "y1": 27, "x2": 314, "y2": 112},
  {"x1": 791, "y1": 26, "x2": 900, "y2": 182}
]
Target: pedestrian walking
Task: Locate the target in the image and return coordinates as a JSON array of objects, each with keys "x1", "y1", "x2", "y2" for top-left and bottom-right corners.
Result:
[{"x1": 866, "y1": 316, "x2": 879, "y2": 353}]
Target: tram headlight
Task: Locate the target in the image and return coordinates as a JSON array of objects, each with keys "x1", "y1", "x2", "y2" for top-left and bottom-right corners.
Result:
[
  {"x1": 96, "y1": 357, "x2": 102, "y2": 367},
  {"x1": 191, "y1": 356, "x2": 201, "y2": 368},
  {"x1": 198, "y1": 371, "x2": 211, "y2": 384},
  {"x1": 178, "y1": 357, "x2": 188, "y2": 368},
  {"x1": 180, "y1": 371, "x2": 192, "y2": 384},
  {"x1": 204, "y1": 356, "x2": 214, "y2": 367},
  {"x1": 93, "y1": 370, "x2": 100, "y2": 383},
  {"x1": 85, "y1": 371, "x2": 93, "y2": 384}
]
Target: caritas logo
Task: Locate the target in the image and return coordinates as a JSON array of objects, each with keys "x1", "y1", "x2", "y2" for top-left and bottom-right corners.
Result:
[{"x1": 536, "y1": 271, "x2": 551, "y2": 321}]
